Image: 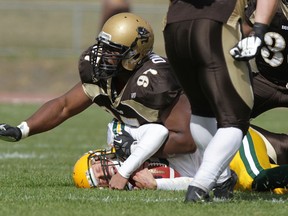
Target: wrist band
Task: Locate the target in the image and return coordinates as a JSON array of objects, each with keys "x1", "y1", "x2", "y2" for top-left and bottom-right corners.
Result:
[
  {"x1": 251, "y1": 22, "x2": 269, "y2": 41},
  {"x1": 17, "y1": 121, "x2": 30, "y2": 139}
]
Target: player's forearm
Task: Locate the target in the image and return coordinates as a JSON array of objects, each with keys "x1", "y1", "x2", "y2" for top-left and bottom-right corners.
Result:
[
  {"x1": 254, "y1": 0, "x2": 278, "y2": 25},
  {"x1": 0, "y1": 98, "x2": 69, "y2": 141},
  {"x1": 25, "y1": 83, "x2": 92, "y2": 136},
  {"x1": 118, "y1": 124, "x2": 168, "y2": 178},
  {"x1": 25, "y1": 98, "x2": 71, "y2": 136},
  {"x1": 156, "y1": 177, "x2": 193, "y2": 190},
  {"x1": 155, "y1": 130, "x2": 196, "y2": 158},
  {"x1": 157, "y1": 93, "x2": 196, "y2": 157}
]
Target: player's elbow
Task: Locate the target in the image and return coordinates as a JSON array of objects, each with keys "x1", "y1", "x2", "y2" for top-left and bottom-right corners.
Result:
[{"x1": 172, "y1": 132, "x2": 197, "y2": 153}]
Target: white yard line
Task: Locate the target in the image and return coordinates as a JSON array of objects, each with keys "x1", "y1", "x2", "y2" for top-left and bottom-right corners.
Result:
[{"x1": 0, "y1": 152, "x2": 37, "y2": 159}]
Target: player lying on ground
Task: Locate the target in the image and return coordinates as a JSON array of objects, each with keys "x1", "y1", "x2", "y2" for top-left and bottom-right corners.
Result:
[{"x1": 73, "y1": 119, "x2": 288, "y2": 194}]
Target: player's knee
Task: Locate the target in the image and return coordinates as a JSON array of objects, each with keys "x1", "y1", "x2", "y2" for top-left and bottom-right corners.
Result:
[{"x1": 219, "y1": 121, "x2": 249, "y2": 137}]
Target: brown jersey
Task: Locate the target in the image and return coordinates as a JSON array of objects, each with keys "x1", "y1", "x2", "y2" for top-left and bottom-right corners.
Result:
[
  {"x1": 245, "y1": 0, "x2": 288, "y2": 84},
  {"x1": 245, "y1": 1, "x2": 288, "y2": 117},
  {"x1": 167, "y1": 0, "x2": 237, "y2": 24},
  {"x1": 79, "y1": 49, "x2": 182, "y2": 127}
]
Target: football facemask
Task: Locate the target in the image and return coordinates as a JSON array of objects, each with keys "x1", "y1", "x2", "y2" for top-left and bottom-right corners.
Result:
[
  {"x1": 89, "y1": 40, "x2": 130, "y2": 80},
  {"x1": 73, "y1": 148, "x2": 122, "y2": 188}
]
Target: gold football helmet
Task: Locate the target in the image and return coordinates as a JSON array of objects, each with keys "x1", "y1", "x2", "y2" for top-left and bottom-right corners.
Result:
[
  {"x1": 72, "y1": 148, "x2": 121, "y2": 188},
  {"x1": 90, "y1": 12, "x2": 154, "y2": 79}
]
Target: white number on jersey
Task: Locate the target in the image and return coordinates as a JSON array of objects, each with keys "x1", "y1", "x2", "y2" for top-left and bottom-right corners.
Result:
[
  {"x1": 137, "y1": 69, "x2": 158, "y2": 88},
  {"x1": 261, "y1": 32, "x2": 286, "y2": 67}
]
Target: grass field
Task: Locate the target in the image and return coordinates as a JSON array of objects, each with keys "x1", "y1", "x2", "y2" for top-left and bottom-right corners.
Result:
[
  {"x1": 0, "y1": 103, "x2": 287, "y2": 216},
  {"x1": 0, "y1": 0, "x2": 168, "y2": 95},
  {"x1": 1, "y1": 0, "x2": 288, "y2": 215}
]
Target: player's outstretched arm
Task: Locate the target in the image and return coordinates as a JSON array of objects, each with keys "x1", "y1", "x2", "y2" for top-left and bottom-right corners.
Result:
[{"x1": 0, "y1": 82, "x2": 92, "y2": 141}]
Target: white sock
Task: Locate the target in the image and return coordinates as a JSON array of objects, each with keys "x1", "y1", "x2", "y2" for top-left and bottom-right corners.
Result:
[
  {"x1": 216, "y1": 167, "x2": 231, "y2": 184},
  {"x1": 190, "y1": 127, "x2": 243, "y2": 191},
  {"x1": 190, "y1": 115, "x2": 217, "y2": 152}
]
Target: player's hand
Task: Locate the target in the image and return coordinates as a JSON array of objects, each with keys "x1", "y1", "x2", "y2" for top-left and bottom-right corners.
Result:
[
  {"x1": 109, "y1": 172, "x2": 129, "y2": 190},
  {"x1": 133, "y1": 168, "x2": 157, "y2": 190},
  {"x1": 113, "y1": 130, "x2": 137, "y2": 158},
  {"x1": 230, "y1": 36, "x2": 262, "y2": 61},
  {"x1": 0, "y1": 123, "x2": 22, "y2": 142},
  {"x1": 230, "y1": 22, "x2": 268, "y2": 61}
]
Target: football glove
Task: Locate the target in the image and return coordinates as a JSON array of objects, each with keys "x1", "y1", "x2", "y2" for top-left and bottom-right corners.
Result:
[
  {"x1": 113, "y1": 130, "x2": 137, "y2": 159},
  {"x1": 230, "y1": 22, "x2": 268, "y2": 61},
  {"x1": 0, "y1": 123, "x2": 22, "y2": 142}
]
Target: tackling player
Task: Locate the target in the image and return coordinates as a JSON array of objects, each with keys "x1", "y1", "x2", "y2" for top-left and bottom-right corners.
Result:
[{"x1": 0, "y1": 13, "x2": 196, "y2": 190}]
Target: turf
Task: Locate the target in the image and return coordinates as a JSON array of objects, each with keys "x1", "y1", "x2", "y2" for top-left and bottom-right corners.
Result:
[
  {"x1": 0, "y1": 1, "x2": 288, "y2": 214},
  {"x1": 0, "y1": 104, "x2": 287, "y2": 216}
]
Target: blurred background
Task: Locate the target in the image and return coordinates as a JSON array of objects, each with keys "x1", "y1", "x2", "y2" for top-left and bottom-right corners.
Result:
[{"x1": 0, "y1": 0, "x2": 167, "y2": 98}]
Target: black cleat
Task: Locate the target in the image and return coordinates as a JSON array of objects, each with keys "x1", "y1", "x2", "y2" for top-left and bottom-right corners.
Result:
[
  {"x1": 213, "y1": 170, "x2": 238, "y2": 199},
  {"x1": 184, "y1": 185, "x2": 210, "y2": 203}
]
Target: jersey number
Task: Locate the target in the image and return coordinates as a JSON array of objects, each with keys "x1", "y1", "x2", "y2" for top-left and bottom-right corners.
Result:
[
  {"x1": 136, "y1": 54, "x2": 165, "y2": 87},
  {"x1": 261, "y1": 32, "x2": 286, "y2": 67},
  {"x1": 137, "y1": 69, "x2": 158, "y2": 88}
]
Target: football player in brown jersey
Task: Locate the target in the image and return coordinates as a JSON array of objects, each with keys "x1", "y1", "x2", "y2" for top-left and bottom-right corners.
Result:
[
  {"x1": 242, "y1": 0, "x2": 288, "y2": 173},
  {"x1": 0, "y1": 13, "x2": 196, "y2": 190},
  {"x1": 164, "y1": 0, "x2": 279, "y2": 202},
  {"x1": 243, "y1": 0, "x2": 288, "y2": 118}
]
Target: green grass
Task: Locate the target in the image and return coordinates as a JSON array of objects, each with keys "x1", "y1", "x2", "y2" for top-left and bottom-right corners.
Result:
[
  {"x1": 0, "y1": 103, "x2": 288, "y2": 216},
  {"x1": 1, "y1": 1, "x2": 288, "y2": 214},
  {"x1": 251, "y1": 108, "x2": 288, "y2": 133},
  {"x1": 0, "y1": 1, "x2": 168, "y2": 95}
]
